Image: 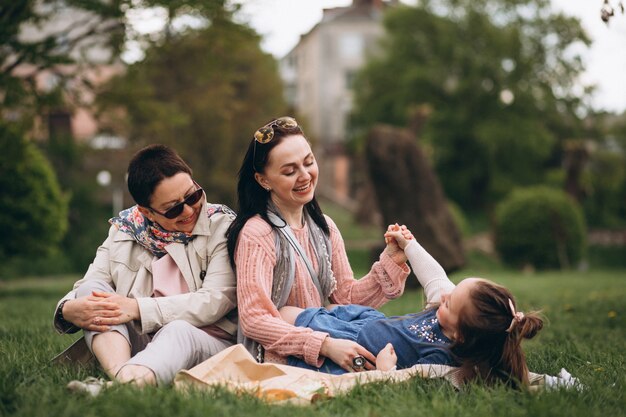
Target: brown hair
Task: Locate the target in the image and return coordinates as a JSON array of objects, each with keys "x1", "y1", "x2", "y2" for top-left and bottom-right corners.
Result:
[
  {"x1": 451, "y1": 279, "x2": 544, "y2": 389},
  {"x1": 127, "y1": 144, "x2": 192, "y2": 207}
]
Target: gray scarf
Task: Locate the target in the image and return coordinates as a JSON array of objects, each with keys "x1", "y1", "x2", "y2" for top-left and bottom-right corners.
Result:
[{"x1": 238, "y1": 202, "x2": 336, "y2": 362}]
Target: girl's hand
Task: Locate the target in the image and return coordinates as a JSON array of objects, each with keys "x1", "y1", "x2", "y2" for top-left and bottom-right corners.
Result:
[
  {"x1": 376, "y1": 343, "x2": 398, "y2": 371},
  {"x1": 60, "y1": 295, "x2": 122, "y2": 332},
  {"x1": 320, "y1": 337, "x2": 376, "y2": 373},
  {"x1": 383, "y1": 224, "x2": 413, "y2": 264},
  {"x1": 384, "y1": 224, "x2": 414, "y2": 250}
]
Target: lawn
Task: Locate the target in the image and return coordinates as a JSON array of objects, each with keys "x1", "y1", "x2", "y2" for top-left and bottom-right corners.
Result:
[{"x1": 1, "y1": 268, "x2": 624, "y2": 417}]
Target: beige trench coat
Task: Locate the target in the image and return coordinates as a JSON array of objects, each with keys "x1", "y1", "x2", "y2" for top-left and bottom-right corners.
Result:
[{"x1": 52, "y1": 202, "x2": 237, "y2": 364}]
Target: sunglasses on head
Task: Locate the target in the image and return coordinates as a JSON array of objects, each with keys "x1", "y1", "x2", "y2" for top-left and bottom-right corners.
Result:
[
  {"x1": 254, "y1": 116, "x2": 299, "y2": 144},
  {"x1": 150, "y1": 182, "x2": 204, "y2": 219},
  {"x1": 252, "y1": 117, "x2": 299, "y2": 172}
]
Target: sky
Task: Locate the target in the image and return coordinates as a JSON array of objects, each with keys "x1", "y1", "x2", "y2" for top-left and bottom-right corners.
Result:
[{"x1": 234, "y1": 0, "x2": 626, "y2": 114}]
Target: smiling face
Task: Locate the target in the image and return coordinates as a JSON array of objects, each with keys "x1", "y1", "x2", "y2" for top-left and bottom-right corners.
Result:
[
  {"x1": 254, "y1": 134, "x2": 318, "y2": 215},
  {"x1": 138, "y1": 172, "x2": 203, "y2": 233},
  {"x1": 436, "y1": 278, "x2": 481, "y2": 341}
]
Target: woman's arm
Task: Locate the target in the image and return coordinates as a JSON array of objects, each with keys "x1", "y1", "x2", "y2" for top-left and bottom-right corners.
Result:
[
  {"x1": 53, "y1": 226, "x2": 122, "y2": 333},
  {"x1": 236, "y1": 221, "x2": 330, "y2": 366},
  {"x1": 325, "y1": 217, "x2": 410, "y2": 308}
]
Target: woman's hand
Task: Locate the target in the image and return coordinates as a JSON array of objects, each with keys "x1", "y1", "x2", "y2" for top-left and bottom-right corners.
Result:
[
  {"x1": 61, "y1": 295, "x2": 122, "y2": 332},
  {"x1": 383, "y1": 224, "x2": 411, "y2": 265},
  {"x1": 90, "y1": 291, "x2": 140, "y2": 325},
  {"x1": 320, "y1": 336, "x2": 377, "y2": 373},
  {"x1": 384, "y1": 225, "x2": 414, "y2": 250},
  {"x1": 375, "y1": 343, "x2": 398, "y2": 371}
]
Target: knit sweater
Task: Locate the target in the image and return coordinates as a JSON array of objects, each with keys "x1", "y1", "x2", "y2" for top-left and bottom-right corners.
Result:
[{"x1": 235, "y1": 215, "x2": 410, "y2": 366}]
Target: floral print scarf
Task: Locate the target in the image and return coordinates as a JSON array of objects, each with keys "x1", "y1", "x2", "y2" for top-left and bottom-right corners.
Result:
[{"x1": 109, "y1": 204, "x2": 234, "y2": 258}]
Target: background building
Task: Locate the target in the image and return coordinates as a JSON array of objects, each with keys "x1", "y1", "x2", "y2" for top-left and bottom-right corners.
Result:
[
  {"x1": 13, "y1": 1, "x2": 124, "y2": 145},
  {"x1": 280, "y1": 0, "x2": 395, "y2": 206}
]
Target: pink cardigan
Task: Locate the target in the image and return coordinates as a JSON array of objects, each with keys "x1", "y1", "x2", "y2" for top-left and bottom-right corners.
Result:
[{"x1": 235, "y1": 215, "x2": 410, "y2": 366}]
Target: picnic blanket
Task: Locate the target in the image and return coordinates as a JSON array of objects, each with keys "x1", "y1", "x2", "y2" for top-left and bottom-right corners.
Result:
[{"x1": 173, "y1": 344, "x2": 554, "y2": 404}]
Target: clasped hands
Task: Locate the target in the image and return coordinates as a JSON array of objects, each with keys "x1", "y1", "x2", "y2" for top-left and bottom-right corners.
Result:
[
  {"x1": 61, "y1": 291, "x2": 139, "y2": 332},
  {"x1": 383, "y1": 224, "x2": 414, "y2": 265}
]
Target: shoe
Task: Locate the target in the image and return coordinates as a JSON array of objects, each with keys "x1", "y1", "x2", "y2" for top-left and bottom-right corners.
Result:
[
  {"x1": 543, "y1": 368, "x2": 585, "y2": 391},
  {"x1": 67, "y1": 377, "x2": 110, "y2": 396}
]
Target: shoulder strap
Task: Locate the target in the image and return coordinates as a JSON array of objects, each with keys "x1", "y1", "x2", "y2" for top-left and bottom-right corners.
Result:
[
  {"x1": 238, "y1": 211, "x2": 327, "y2": 363},
  {"x1": 267, "y1": 212, "x2": 326, "y2": 305},
  {"x1": 272, "y1": 228, "x2": 296, "y2": 309}
]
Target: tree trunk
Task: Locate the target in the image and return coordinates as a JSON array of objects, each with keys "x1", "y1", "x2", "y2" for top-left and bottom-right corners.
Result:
[{"x1": 364, "y1": 124, "x2": 465, "y2": 282}]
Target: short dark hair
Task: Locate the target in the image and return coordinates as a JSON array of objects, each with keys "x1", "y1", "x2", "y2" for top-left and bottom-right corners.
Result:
[{"x1": 127, "y1": 144, "x2": 192, "y2": 207}]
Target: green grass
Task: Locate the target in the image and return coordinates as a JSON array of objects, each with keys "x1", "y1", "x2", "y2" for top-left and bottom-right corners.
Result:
[
  {"x1": 318, "y1": 199, "x2": 382, "y2": 243},
  {"x1": 1, "y1": 269, "x2": 625, "y2": 417}
]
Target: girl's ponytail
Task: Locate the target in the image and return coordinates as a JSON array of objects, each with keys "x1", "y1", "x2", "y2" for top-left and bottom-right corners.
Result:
[
  {"x1": 453, "y1": 280, "x2": 544, "y2": 389},
  {"x1": 500, "y1": 311, "x2": 544, "y2": 388}
]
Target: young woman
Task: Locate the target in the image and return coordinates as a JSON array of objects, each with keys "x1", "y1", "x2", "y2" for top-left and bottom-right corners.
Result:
[
  {"x1": 226, "y1": 117, "x2": 411, "y2": 372},
  {"x1": 54, "y1": 144, "x2": 237, "y2": 388}
]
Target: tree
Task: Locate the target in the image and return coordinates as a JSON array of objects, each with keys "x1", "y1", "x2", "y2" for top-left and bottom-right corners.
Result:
[
  {"x1": 364, "y1": 124, "x2": 465, "y2": 274},
  {"x1": 97, "y1": 6, "x2": 286, "y2": 206},
  {"x1": 0, "y1": 122, "x2": 68, "y2": 260},
  {"x1": 351, "y1": 0, "x2": 590, "y2": 211},
  {"x1": 1, "y1": 1, "x2": 128, "y2": 272},
  {"x1": 1, "y1": 0, "x2": 126, "y2": 124},
  {"x1": 580, "y1": 111, "x2": 626, "y2": 227}
]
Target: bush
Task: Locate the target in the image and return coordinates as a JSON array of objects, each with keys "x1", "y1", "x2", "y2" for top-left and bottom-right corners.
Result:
[
  {"x1": 494, "y1": 186, "x2": 586, "y2": 269},
  {"x1": 0, "y1": 123, "x2": 68, "y2": 261}
]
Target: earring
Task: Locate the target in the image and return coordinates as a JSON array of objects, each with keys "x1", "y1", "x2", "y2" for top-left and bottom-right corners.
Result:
[{"x1": 265, "y1": 187, "x2": 271, "y2": 192}]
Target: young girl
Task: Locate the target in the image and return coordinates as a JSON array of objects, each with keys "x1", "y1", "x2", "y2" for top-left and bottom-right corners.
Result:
[{"x1": 280, "y1": 225, "x2": 544, "y2": 389}]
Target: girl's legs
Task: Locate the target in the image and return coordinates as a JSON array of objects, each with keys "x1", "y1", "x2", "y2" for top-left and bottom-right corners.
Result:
[{"x1": 279, "y1": 304, "x2": 342, "y2": 325}]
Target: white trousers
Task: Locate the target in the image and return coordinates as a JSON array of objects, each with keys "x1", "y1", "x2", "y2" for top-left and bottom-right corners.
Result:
[{"x1": 76, "y1": 280, "x2": 232, "y2": 385}]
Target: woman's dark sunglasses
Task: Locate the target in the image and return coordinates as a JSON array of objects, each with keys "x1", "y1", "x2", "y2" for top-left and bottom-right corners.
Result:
[
  {"x1": 150, "y1": 184, "x2": 204, "y2": 219},
  {"x1": 252, "y1": 117, "x2": 299, "y2": 171}
]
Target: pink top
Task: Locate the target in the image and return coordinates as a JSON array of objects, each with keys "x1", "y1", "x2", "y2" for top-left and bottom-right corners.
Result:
[
  {"x1": 152, "y1": 253, "x2": 190, "y2": 297},
  {"x1": 152, "y1": 254, "x2": 232, "y2": 340},
  {"x1": 235, "y1": 215, "x2": 410, "y2": 366}
]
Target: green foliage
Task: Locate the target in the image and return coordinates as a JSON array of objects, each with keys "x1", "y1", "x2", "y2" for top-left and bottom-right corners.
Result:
[
  {"x1": 446, "y1": 200, "x2": 470, "y2": 237},
  {"x1": 1, "y1": 271, "x2": 625, "y2": 416},
  {"x1": 97, "y1": 10, "x2": 286, "y2": 206},
  {"x1": 0, "y1": 123, "x2": 68, "y2": 261},
  {"x1": 582, "y1": 149, "x2": 626, "y2": 227},
  {"x1": 0, "y1": 0, "x2": 130, "y2": 274},
  {"x1": 495, "y1": 186, "x2": 586, "y2": 269},
  {"x1": 351, "y1": 0, "x2": 590, "y2": 210},
  {"x1": 588, "y1": 246, "x2": 626, "y2": 269},
  {"x1": 580, "y1": 110, "x2": 626, "y2": 228},
  {"x1": 0, "y1": 0, "x2": 126, "y2": 121}
]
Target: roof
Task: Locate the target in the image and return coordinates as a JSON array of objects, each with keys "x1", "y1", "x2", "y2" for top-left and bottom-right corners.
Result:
[{"x1": 284, "y1": 0, "x2": 395, "y2": 57}]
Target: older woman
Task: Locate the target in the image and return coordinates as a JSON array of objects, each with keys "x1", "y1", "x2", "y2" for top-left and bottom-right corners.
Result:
[
  {"x1": 54, "y1": 144, "x2": 237, "y2": 389},
  {"x1": 226, "y1": 117, "x2": 410, "y2": 373}
]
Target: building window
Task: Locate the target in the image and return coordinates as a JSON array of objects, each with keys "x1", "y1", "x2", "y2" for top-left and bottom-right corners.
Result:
[
  {"x1": 47, "y1": 110, "x2": 72, "y2": 140},
  {"x1": 339, "y1": 34, "x2": 364, "y2": 59},
  {"x1": 345, "y1": 70, "x2": 357, "y2": 89}
]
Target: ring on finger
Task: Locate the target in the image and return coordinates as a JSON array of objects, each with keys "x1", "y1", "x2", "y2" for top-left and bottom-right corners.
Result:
[{"x1": 352, "y1": 356, "x2": 366, "y2": 370}]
